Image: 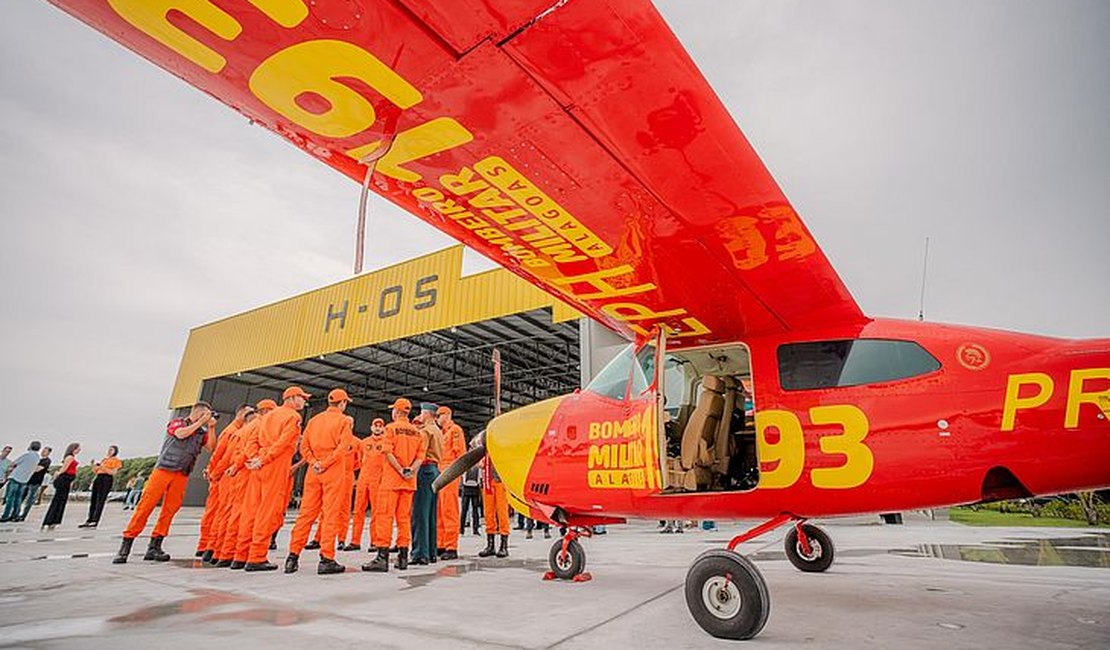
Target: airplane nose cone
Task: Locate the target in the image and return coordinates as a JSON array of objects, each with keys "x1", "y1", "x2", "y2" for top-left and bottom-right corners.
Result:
[{"x1": 485, "y1": 396, "x2": 565, "y2": 498}]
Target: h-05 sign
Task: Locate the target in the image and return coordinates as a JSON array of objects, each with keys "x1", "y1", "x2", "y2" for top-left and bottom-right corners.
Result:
[{"x1": 324, "y1": 275, "x2": 438, "y2": 333}]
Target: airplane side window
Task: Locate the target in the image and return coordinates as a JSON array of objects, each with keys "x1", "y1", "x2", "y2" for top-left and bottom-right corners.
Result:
[
  {"x1": 585, "y1": 344, "x2": 637, "y2": 400},
  {"x1": 778, "y1": 339, "x2": 941, "y2": 391}
]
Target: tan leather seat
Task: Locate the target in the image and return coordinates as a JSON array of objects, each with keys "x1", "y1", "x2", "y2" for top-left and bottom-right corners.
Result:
[
  {"x1": 713, "y1": 377, "x2": 738, "y2": 476},
  {"x1": 674, "y1": 376, "x2": 725, "y2": 490}
]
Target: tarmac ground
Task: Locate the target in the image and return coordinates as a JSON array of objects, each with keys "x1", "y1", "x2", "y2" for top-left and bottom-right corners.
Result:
[{"x1": 1, "y1": 504, "x2": 1107, "y2": 649}]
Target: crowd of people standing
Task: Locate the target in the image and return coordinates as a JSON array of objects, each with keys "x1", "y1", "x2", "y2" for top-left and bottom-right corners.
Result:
[
  {"x1": 3, "y1": 386, "x2": 542, "y2": 577},
  {"x1": 107, "y1": 386, "x2": 520, "y2": 576},
  {"x1": 0, "y1": 441, "x2": 151, "y2": 530}
]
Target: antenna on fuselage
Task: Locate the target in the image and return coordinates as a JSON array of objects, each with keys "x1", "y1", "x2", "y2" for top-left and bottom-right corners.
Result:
[{"x1": 917, "y1": 236, "x2": 930, "y2": 321}]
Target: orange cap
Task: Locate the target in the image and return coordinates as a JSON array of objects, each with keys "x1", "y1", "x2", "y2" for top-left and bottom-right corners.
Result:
[
  {"x1": 283, "y1": 386, "x2": 311, "y2": 401},
  {"x1": 328, "y1": 388, "x2": 351, "y2": 404},
  {"x1": 372, "y1": 417, "x2": 385, "y2": 426},
  {"x1": 390, "y1": 398, "x2": 412, "y2": 412},
  {"x1": 436, "y1": 405, "x2": 452, "y2": 416},
  {"x1": 256, "y1": 399, "x2": 278, "y2": 410}
]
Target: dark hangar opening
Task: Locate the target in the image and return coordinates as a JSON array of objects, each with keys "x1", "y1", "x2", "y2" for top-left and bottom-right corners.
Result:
[{"x1": 196, "y1": 307, "x2": 580, "y2": 438}]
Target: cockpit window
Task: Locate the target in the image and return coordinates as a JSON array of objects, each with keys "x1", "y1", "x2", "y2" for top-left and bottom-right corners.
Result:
[
  {"x1": 777, "y1": 339, "x2": 941, "y2": 391},
  {"x1": 585, "y1": 344, "x2": 637, "y2": 400}
]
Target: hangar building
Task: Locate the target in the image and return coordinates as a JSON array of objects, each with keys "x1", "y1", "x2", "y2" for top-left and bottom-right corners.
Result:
[{"x1": 171, "y1": 246, "x2": 625, "y2": 504}]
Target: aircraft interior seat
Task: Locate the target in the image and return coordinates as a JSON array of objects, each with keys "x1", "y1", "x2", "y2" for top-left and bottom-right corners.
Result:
[
  {"x1": 675, "y1": 375, "x2": 725, "y2": 490},
  {"x1": 712, "y1": 376, "x2": 738, "y2": 476}
]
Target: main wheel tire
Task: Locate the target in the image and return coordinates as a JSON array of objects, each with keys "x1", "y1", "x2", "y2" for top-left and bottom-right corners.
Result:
[
  {"x1": 784, "y1": 523, "x2": 834, "y2": 573},
  {"x1": 685, "y1": 549, "x2": 769, "y2": 640},
  {"x1": 548, "y1": 538, "x2": 586, "y2": 580}
]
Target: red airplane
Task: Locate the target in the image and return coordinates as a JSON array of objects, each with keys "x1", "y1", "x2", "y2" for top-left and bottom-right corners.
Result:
[{"x1": 48, "y1": 0, "x2": 1109, "y2": 640}]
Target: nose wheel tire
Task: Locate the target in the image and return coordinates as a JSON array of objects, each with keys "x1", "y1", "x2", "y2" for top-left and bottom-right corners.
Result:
[
  {"x1": 784, "y1": 523, "x2": 834, "y2": 573},
  {"x1": 548, "y1": 537, "x2": 586, "y2": 580},
  {"x1": 685, "y1": 550, "x2": 769, "y2": 640}
]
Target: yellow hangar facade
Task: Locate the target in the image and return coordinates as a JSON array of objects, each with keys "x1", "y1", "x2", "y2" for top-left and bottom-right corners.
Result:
[{"x1": 169, "y1": 246, "x2": 628, "y2": 435}]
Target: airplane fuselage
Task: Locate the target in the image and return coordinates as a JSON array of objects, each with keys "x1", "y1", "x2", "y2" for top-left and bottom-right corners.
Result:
[{"x1": 488, "y1": 318, "x2": 1110, "y2": 524}]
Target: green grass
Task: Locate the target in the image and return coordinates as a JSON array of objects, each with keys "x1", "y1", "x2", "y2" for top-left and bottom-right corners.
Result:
[{"x1": 949, "y1": 507, "x2": 1098, "y2": 528}]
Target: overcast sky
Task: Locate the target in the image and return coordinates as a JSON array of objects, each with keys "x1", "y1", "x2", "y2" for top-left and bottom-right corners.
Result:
[{"x1": 1, "y1": 0, "x2": 1107, "y2": 458}]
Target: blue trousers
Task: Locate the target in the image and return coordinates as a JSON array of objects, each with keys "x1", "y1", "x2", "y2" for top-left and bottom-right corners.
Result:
[
  {"x1": 410, "y1": 464, "x2": 440, "y2": 560},
  {"x1": 2, "y1": 481, "x2": 27, "y2": 521},
  {"x1": 19, "y1": 483, "x2": 43, "y2": 520}
]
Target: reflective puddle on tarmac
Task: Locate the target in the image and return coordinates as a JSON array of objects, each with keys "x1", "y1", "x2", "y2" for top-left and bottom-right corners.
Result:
[{"x1": 893, "y1": 533, "x2": 1110, "y2": 568}]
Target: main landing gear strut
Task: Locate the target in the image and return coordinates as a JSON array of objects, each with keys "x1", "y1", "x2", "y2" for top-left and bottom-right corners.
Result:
[{"x1": 685, "y1": 514, "x2": 835, "y2": 640}]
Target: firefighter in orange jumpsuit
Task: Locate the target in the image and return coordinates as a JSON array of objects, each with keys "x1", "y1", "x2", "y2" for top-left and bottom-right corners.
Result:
[
  {"x1": 285, "y1": 388, "x2": 355, "y2": 575},
  {"x1": 214, "y1": 400, "x2": 274, "y2": 568},
  {"x1": 346, "y1": 418, "x2": 386, "y2": 550},
  {"x1": 272, "y1": 454, "x2": 306, "y2": 550},
  {"x1": 362, "y1": 399, "x2": 425, "y2": 573},
  {"x1": 242, "y1": 386, "x2": 308, "y2": 572},
  {"x1": 113, "y1": 402, "x2": 215, "y2": 564},
  {"x1": 478, "y1": 454, "x2": 510, "y2": 558},
  {"x1": 196, "y1": 403, "x2": 253, "y2": 562},
  {"x1": 334, "y1": 441, "x2": 358, "y2": 548},
  {"x1": 435, "y1": 406, "x2": 466, "y2": 560}
]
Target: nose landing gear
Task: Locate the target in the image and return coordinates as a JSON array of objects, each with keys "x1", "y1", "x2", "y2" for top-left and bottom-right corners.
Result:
[{"x1": 544, "y1": 527, "x2": 592, "y2": 582}]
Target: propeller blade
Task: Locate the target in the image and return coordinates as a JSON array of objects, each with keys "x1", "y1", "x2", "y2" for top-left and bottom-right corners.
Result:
[{"x1": 433, "y1": 444, "x2": 486, "y2": 492}]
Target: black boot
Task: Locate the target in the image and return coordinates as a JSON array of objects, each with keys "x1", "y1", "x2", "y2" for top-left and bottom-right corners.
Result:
[
  {"x1": 215, "y1": 559, "x2": 233, "y2": 568},
  {"x1": 143, "y1": 537, "x2": 170, "y2": 562},
  {"x1": 229, "y1": 560, "x2": 246, "y2": 570},
  {"x1": 244, "y1": 561, "x2": 278, "y2": 572},
  {"x1": 395, "y1": 547, "x2": 409, "y2": 570},
  {"x1": 113, "y1": 537, "x2": 134, "y2": 565},
  {"x1": 194, "y1": 550, "x2": 204, "y2": 558},
  {"x1": 340, "y1": 543, "x2": 360, "y2": 552},
  {"x1": 202, "y1": 549, "x2": 215, "y2": 564},
  {"x1": 478, "y1": 534, "x2": 496, "y2": 557},
  {"x1": 318, "y1": 556, "x2": 345, "y2": 575},
  {"x1": 362, "y1": 548, "x2": 389, "y2": 572},
  {"x1": 496, "y1": 535, "x2": 509, "y2": 558},
  {"x1": 305, "y1": 539, "x2": 320, "y2": 550},
  {"x1": 284, "y1": 553, "x2": 299, "y2": 574},
  {"x1": 269, "y1": 533, "x2": 278, "y2": 551},
  {"x1": 441, "y1": 549, "x2": 458, "y2": 560}
]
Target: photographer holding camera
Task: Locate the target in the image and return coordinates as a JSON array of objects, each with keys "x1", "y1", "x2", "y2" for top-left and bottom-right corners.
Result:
[{"x1": 113, "y1": 401, "x2": 216, "y2": 564}]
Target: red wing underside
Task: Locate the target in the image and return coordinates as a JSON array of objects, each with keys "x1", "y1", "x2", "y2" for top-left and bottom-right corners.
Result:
[{"x1": 48, "y1": 0, "x2": 865, "y2": 346}]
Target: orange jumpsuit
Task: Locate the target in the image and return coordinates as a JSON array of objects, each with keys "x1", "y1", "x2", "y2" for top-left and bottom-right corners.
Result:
[
  {"x1": 289, "y1": 406, "x2": 354, "y2": 559},
  {"x1": 436, "y1": 421, "x2": 466, "y2": 551},
  {"x1": 123, "y1": 422, "x2": 212, "y2": 540},
  {"x1": 349, "y1": 432, "x2": 386, "y2": 547},
  {"x1": 123, "y1": 468, "x2": 190, "y2": 539},
  {"x1": 482, "y1": 457, "x2": 510, "y2": 535},
  {"x1": 334, "y1": 445, "x2": 357, "y2": 545},
  {"x1": 211, "y1": 418, "x2": 253, "y2": 561},
  {"x1": 196, "y1": 418, "x2": 243, "y2": 553},
  {"x1": 371, "y1": 417, "x2": 426, "y2": 549},
  {"x1": 232, "y1": 419, "x2": 266, "y2": 563},
  {"x1": 246, "y1": 405, "x2": 303, "y2": 564}
]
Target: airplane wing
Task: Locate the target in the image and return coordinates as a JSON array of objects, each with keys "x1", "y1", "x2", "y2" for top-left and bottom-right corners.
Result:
[{"x1": 48, "y1": 0, "x2": 866, "y2": 346}]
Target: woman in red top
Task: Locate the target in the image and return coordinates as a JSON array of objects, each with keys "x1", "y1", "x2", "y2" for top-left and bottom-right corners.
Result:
[{"x1": 42, "y1": 443, "x2": 80, "y2": 530}]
